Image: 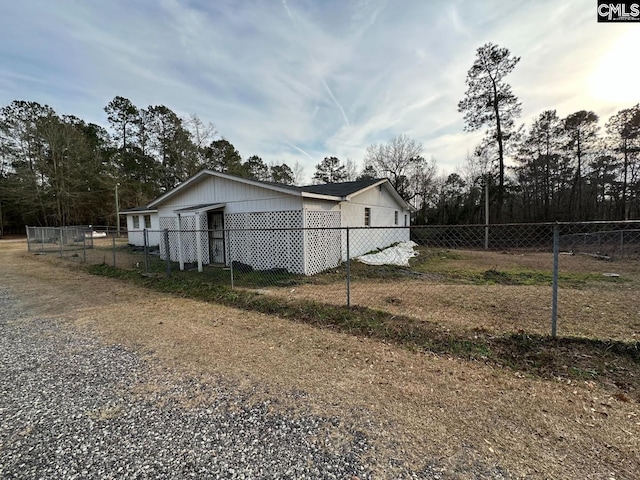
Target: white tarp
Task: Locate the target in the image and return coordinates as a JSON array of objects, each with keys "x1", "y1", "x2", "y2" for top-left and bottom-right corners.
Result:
[{"x1": 356, "y1": 241, "x2": 419, "y2": 267}]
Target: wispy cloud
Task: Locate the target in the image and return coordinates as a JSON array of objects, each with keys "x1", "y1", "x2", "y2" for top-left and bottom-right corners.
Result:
[{"x1": 0, "y1": 0, "x2": 635, "y2": 182}]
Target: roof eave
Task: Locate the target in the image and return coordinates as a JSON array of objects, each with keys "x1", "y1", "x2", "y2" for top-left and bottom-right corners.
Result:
[
  {"x1": 300, "y1": 192, "x2": 343, "y2": 201},
  {"x1": 344, "y1": 179, "x2": 412, "y2": 210},
  {"x1": 344, "y1": 179, "x2": 388, "y2": 201},
  {"x1": 121, "y1": 208, "x2": 158, "y2": 215}
]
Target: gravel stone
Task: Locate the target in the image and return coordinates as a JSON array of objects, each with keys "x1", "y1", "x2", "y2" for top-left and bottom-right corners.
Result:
[
  {"x1": 0, "y1": 287, "x2": 373, "y2": 479},
  {"x1": 0, "y1": 287, "x2": 510, "y2": 479}
]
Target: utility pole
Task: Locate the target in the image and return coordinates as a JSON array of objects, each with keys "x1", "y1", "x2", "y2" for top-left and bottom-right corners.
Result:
[{"x1": 115, "y1": 183, "x2": 120, "y2": 237}]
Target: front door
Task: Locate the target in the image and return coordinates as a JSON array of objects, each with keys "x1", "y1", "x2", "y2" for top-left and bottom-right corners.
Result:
[{"x1": 208, "y1": 212, "x2": 225, "y2": 264}]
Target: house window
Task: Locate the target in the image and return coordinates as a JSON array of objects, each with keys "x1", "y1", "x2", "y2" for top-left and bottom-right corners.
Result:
[
  {"x1": 404, "y1": 214, "x2": 408, "y2": 227},
  {"x1": 132, "y1": 215, "x2": 140, "y2": 229},
  {"x1": 144, "y1": 214, "x2": 152, "y2": 228},
  {"x1": 364, "y1": 208, "x2": 371, "y2": 226},
  {"x1": 394, "y1": 211, "x2": 398, "y2": 225}
]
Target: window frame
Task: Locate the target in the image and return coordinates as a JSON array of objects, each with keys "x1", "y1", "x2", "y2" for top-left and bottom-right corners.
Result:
[
  {"x1": 364, "y1": 207, "x2": 371, "y2": 227},
  {"x1": 132, "y1": 215, "x2": 140, "y2": 229},
  {"x1": 144, "y1": 214, "x2": 152, "y2": 229}
]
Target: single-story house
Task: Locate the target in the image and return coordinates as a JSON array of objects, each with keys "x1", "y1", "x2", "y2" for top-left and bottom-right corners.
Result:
[
  {"x1": 122, "y1": 169, "x2": 411, "y2": 275},
  {"x1": 122, "y1": 206, "x2": 160, "y2": 247}
]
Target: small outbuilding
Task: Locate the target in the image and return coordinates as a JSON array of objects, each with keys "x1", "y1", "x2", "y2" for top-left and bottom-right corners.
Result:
[{"x1": 123, "y1": 170, "x2": 411, "y2": 275}]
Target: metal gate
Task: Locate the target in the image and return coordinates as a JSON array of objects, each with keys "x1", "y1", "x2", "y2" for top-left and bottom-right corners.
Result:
[{"x1": 208, "y1": 212, "x2": 225, "y2": 264}]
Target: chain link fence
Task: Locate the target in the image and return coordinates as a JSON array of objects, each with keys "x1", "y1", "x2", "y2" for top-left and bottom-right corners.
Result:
[{"x1": 27, "y1": 221, "x2": 640, "y2": 341}]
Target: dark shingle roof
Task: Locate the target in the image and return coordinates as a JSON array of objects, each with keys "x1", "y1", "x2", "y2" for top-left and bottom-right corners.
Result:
[{"x1": 296, "y1": 178, "x2": 383, "y2": 197}]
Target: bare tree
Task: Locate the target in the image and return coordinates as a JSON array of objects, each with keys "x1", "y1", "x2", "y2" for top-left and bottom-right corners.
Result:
[
  {"x1": 183, "y1": 114, "x2": 217, "y2": 150},
  {"x1": 363, "y1": 134, "x2": 425, "y2": 199},
  {"x1": 343, "y1": 158, "x2": 358, "y2": 181},
  {"x1": 291, "y1": 160, "x2": 305, "y2": 185}
]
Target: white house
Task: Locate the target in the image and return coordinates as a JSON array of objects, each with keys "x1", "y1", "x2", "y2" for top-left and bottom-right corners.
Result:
[
  {"x1": 122, "y1": 170, "x2": 411, "y2": 275},
  {"x1": 122, "y1": 206, "x2": 161, "y2": 247}
]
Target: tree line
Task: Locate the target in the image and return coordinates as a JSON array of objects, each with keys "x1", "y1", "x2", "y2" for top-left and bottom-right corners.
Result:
[
  {"x1": 436, "y1": 42, "x2": 640, "y2": 225},
  {"x1": 0, "y1": 97, "x2": 302, "y2": 231},
  {"x1": 1, "y1": 43, "x2": 638, "y2": 232}
]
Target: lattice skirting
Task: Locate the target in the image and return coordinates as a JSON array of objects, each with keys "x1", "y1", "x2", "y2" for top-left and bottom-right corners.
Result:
[
  {"x1": 156, "y1": 210, "x2": 357, "y2": 275},
  {"x1": 226, "y1": 211, "x2": 305, "y2": 274},
  {"x1": 304, "y1": 211, "x2": 342, "y2": 275},
  {"x1": 159, "y1": 215, "x2": 209, "y2": 265}
]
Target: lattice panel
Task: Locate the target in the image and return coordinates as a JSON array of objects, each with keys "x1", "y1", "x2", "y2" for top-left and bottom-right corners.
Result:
[
  {"x1": 225, "y1": 211, "x2": 304, "y2": 274},
  {"x1": 305, "y1": 211, "x2": 342, "y2": 275},
  {"x1": 159, "y1": 217, "x2": 177, "y2": 261},
  {"x1": 179, "y1": 216, "x2": 198, "y2": 263}
]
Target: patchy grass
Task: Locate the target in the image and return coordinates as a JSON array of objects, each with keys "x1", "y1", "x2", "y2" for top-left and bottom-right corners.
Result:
[
  {"x1": 296, "y1": 248, "x2": 634, "y2": 289},
  {"x1": 87, "y1": 263, "x2": 640, "y2": 400}
]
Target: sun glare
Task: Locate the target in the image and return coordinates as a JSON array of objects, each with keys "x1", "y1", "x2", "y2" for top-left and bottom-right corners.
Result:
[{"x1": 588, "y1": 28, "x2": 640, "y2": 104}]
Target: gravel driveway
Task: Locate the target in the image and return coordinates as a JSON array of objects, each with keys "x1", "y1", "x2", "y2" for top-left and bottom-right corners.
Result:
[
  {"x1": 0, "y1": 266, "x2": 515, "y2": 480},
  {"x1": 0, "y1": 287, "x2": 377, "y2": 479}
]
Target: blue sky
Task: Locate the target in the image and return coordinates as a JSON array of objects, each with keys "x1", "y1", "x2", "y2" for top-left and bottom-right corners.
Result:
[{"x1": 1, "y1": 0, "x2": 638, "y2": 182}]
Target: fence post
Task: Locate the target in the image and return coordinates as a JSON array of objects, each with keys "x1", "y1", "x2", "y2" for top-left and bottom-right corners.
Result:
[
  {"x1": 551, "y1": 223, "x2": 559, "y2": 338},
  {"x1": 143, "y1": 228, "x2": 150, "y2": 273},
  {"x1": 346, "y1": 227, "x2": 351, "y2": 307},
  {"x1": 26, "y1": 226, "x2": 31, "y2": 252},
  {"x1": 177, "y1": 215, "x2": 184, "y2": 271},
  {"x1": 41, "y1": 228, "x2": 45, "y2": 254},
  {"x1": 164, "y1": 229, "x2": 171, "y2": 278},
  {"x1": 195, "y1": 217, "x2": 203, "y2": 273},
  {"x1": 484, "y1": 180, "x2": 489, "y2": 250},
  {"x1": 112, "y1": 232, "x2": 116, "y2": 267},
  {"x1": 229, "y1": 229, "x2": 234, "y2": 289},
  {"x1": 620, "y1": 230, "x2": 624, "y2": 258},
  {"x1": 59, "y1": 228, "x2": 63, "y2": 258},
  {"x1": 82, "y1": 233, "x2": 87, "y2": 262}
]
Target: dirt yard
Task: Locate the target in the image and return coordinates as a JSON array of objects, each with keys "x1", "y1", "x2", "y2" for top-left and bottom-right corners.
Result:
[{"x1": 2, "y1": 239, "x2": 639, "y2": 479}]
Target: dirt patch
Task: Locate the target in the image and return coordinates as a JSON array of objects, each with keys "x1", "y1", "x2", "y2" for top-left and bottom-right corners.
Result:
[{"x1": 2, "y1": 241, "x2": 640, "y2": 478}]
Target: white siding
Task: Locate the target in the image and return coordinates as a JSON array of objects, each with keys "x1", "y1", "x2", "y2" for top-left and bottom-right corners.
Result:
[
  {"x1": 341, "y1": 184, "x2": 409, "y2": 227},
  {"x1": 339, "y1": 184, "x2": 411, "y2": 259},
  {"x1": 301, "y1": 199, "x2": 341, "y2": 212},
  {"x1": 157, "y1": 176, "x2": 303, "y2": 216},
  {"x1": 125, "y1": 212, "x2": 160, "y2": 247}
]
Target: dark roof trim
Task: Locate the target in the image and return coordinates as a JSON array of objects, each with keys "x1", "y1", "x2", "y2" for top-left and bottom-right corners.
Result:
[
  {"x1": 174, "y1": 203, "x2": 226, "y2": 214},
  {"x1": 121, "y1": 207, "x2": 158, "y2": 214}
]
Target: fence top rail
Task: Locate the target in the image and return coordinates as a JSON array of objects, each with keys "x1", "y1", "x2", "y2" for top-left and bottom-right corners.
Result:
[
  {"x1": 415, "y1": 220, "x2": 640, "y2": 228},
  {"x1": 131, "y1": 226, "x2": 412, "y2": 233},
  {"x1": 125, "y1": 220, "x2": 640, "y2": 234}
]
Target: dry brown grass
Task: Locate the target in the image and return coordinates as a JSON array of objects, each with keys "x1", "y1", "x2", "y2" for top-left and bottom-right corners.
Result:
[
  {"x1": 267, "y1": 249, "x2": 640, "y2": 342},
  {"x1": 2, "y1": 240, "x2": 640, "y2": 478}
]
